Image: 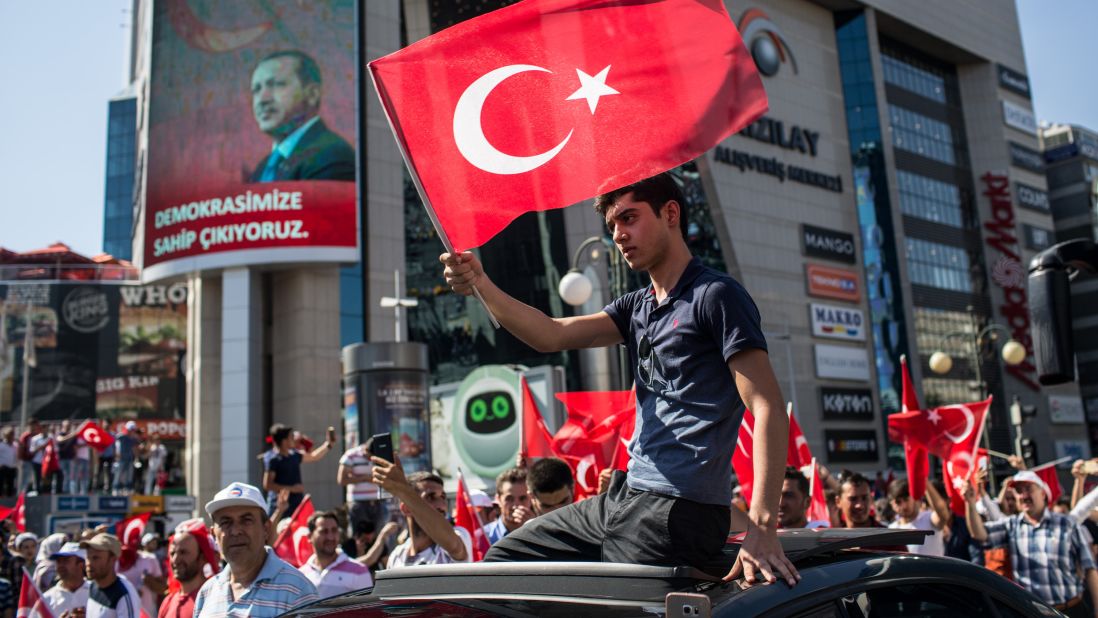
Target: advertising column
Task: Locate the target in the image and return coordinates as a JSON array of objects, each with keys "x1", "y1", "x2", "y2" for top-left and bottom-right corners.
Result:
[{"x1": 342, "y1": 343, "x2": 431, "y2": 474}]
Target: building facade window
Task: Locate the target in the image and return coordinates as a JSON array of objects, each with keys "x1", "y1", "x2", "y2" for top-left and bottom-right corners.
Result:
[
  {"x1": 889, "y1": 104, "x2": 956, "y2": 164},
  {"x1": 906, "y1": 238, "x2": 972, "y2": 292},
  {"x1": 881, "y1": 53, "x2": 947, "y2": 103},
  {"x1": 896, "y1": 170, "x2": 964, "y2": 227}
]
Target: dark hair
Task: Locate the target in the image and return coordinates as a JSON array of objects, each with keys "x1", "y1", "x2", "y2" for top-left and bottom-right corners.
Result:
[
  {"x1": 838, "y1": 470, "x2": 871, "y2": 491},
  {"x1": 783, "y1": 466, "x2": 809, "y2": 498},
  {"x1": 593, "y1": 172, "x2": 688, "y2": 236},
  {"x1": 495, "y1": 467, "x2": 528, "y2": 496},
  {"x1": 352, "y1": 519, "x2": 376, "y2": 537},
  {"x1": 257, "y1": 50, "x2": 322, "y2": 87},
  {"x1": 528, "y1": 458, "x2": 574, "y2": 494},
  {"x1": 269, "y1": 423, "x2": 293, "y2": 445},
  {"x1": 407, "y1": 470, "x2": 444, "y2": 487},
  {"x1": 306, "y1": 510, "x2": 339, "y2": 534},
  {"x1": 1055, "y1": 496, "x2": 1072, "y2": 508},
  {"x1": 887, "y1": 479, "x2": 910, "y2": 502}
]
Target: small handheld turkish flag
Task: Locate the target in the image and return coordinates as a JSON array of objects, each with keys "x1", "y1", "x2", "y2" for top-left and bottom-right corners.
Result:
[
  {"x1": 731, "y1": 409, "x2": 756, "y2": 507},
  {"x1": 77, "y1": 420, "x2": 115, "y2": 454},
  {"x1": 369, "y1": 0, "x2": 767, "y2": 252},
  {"x1": 273, "y1": 495, "x2": 315, "y2": 568},
  {"x1": 116, "y1": 512, "x2": 152, "y2": 548},
  {"x1": 17, "y1": 567, "x2": 53, "y2": 618}
]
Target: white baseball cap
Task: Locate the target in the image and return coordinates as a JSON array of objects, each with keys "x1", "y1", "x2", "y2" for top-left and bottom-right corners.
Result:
[
  {"x1": 141, "y1": 532, "x2": 158, "y2": 546},
  {"x1": 50, "y1": 542, "x2": 86, "y2": 561},
  {"x1": 469, "y1": 489, "x2": 493, "y2": 508},
  {"x1": 204, "y1": 482, "x2": 267, "y2": 519},
  {"x1": 125, "y1": 421, "x2": 138, "y2": 432},
  {"x1": 1006, "y1": 470, "x2": 1053, "y2": 501}
]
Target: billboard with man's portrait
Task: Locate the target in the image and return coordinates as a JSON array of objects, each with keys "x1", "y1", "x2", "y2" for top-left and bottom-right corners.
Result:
[{"x1": 141, "y1": 0, "x2": 358, "y2": 281}]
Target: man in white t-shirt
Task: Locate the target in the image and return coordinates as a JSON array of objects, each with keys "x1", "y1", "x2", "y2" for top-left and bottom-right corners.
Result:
[
  {"x1": 887, "y1": 478, "x2": 951, "y2": 556},
  {"x1": 82, "y1": 533, "x2": 142, "y2": 618},
  {"x1": 42, "y1": 542, "x2": 91, "y2": 615},
  {"x1": 338, "y1": 437, "x2": 388, "y2": 533},
  {"x1": 117, "y1": 537, "x2": 165, "y2": 617},
  {"x1": 372, "y1": 461, "x2": 470, "y2": 568}
]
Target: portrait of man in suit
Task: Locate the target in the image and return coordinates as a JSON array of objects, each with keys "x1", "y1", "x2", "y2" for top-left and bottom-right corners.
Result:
[{"x1": 249, "y1": 50, "x2": 355, "y2": 182}]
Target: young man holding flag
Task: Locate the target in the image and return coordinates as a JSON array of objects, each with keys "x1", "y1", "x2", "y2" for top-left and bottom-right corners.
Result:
[{"x1": 441, "y1": 173, "x2": 796, "y2": 586}]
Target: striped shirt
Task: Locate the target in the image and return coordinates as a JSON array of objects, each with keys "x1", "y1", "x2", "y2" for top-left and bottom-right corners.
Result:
[
  {"x1": 299, "y1": 551, "x2": 373, "y2": 599},
  {"x1": 194, "y1": 548, "x2": 319, "y2": 617},
  {"x1": 982, "y1": 509, "x2": 1097, "y2": 605},
  {"x1": 339, "y1": 445, "x2": 380, "y2": 502}
]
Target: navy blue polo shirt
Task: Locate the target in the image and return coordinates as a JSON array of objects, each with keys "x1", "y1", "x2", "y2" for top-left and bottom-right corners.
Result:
[{"x1": 604, "y1": 257, "x2": 766, "y2": 506}]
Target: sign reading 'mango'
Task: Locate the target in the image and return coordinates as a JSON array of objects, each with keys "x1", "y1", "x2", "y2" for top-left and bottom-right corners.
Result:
[{"x1": 140, "y1": 1, "x2": 358, "y2": 282}]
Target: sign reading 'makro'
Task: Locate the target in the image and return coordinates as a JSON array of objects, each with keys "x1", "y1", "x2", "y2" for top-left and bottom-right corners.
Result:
[{"x1": 810, "y1": 302, "x2": 865, "y2": 341}]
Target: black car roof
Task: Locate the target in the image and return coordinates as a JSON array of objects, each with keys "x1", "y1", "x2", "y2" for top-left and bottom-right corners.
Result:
[{"x1": 284, "y1": 528, "x2": 933, "y2": 616}]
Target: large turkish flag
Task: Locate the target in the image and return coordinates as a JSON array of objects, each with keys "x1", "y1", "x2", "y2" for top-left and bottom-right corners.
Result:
[{"x1": 369, "y1": 0, "x2": 767, "y2": 251}]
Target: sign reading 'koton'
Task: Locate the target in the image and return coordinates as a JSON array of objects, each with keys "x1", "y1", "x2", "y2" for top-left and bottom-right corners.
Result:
[
  {"x1": 802, "y1": 224, "x2": 856, "y2": 264},
  {"x1": 820, "y1": 387, "x2": 874, "y2": 421}
]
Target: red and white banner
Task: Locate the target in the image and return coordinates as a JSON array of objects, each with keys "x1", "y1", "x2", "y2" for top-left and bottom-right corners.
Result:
[
  {"x1": 140, "y1": 0, "x2": 359, "y2": 282},
  {"x1": 273, "y1": 495, "x2": 315, "y2": 568},
  {"x1": 369, "y1": 0, "x2": 767, "y2": 251},
  {"x1": 894, "y1": 355, "x2": 929, "y2": 501},
  {"x1": 787, "y1": 405, "x2": 813, "y2": 470}
]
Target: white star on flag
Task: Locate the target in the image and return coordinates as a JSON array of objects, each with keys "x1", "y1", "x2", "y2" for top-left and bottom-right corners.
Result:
[
  {"x1": 927, "y1": 409, "x2": 941, "y2": 425},
  {"x1": 952, "y1": 475, "x2": 965, "y2": 490},
  {"x1": 567, "y1": 65, "x2": 619, "y2": 114}
]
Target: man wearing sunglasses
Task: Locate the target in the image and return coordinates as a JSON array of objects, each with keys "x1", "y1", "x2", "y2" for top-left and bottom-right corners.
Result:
[{"x1": 441, "y1": 172, "x2": 797, "y2": 588}]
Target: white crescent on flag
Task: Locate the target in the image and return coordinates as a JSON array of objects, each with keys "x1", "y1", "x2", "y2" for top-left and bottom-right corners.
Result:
[
  {"x1": 943, "y1": 404, "x2": 975, "y2": 444},
  {"x1": 575, "y1": 455, "x2": 597, "y2": 492},
  {"x1": 81, "y1": 426, "x2": 102, "y2": 445},
  {"x1": 123, "y1": 518, "x2": 145, "y2": 545},
  {"x1": 453, "y1": 65, "x2": 573, "y2": 175},
  {"x1": 293, "y1": 526, "x2": 310, "y2": 561}
]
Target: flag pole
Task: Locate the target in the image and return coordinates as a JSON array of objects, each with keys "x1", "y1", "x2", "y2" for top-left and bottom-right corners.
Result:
[
  {"x1": 1027, "y1": 456, "x2": 1073, "y2": 472},
  {"x1": 368, "y1": 69, "x2": 500, "y2": 329}
]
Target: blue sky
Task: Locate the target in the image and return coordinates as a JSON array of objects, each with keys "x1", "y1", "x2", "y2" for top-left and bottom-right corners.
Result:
[{"x1": 1, "y1": 0, "x2": 1095, "y2": 257}]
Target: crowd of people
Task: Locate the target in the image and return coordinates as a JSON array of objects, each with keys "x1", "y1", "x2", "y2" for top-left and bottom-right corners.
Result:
[
  {"x1": 0, "y1": 419, "x2": 177, "y2": 497},
  {"x1": 4, "y1": 418, "x2": 1086, "y2": 617}
]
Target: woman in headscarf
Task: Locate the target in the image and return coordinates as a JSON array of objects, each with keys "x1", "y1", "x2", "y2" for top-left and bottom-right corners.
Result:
[{"x1": 32, "y1": 532, "x2": 67, "y2": 592}]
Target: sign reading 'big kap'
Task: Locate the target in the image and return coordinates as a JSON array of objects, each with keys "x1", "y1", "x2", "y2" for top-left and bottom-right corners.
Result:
[
  {"x1": 810, "y1": 302, "x2": 866, "y2": 342},
  {"x1": 802, "y1": 224, "x2": 856, "y2": 264},
  {"x1": 814, "y1": 344, "x2": 870, "y2": 381}
]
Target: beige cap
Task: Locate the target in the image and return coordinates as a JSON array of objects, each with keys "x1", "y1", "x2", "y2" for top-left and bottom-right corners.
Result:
[{"x1": 80, "y1": 533, "x2": 122, "y2": 557}]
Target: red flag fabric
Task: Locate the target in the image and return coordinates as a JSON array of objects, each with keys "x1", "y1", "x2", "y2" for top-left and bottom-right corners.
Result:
[
  {"x1": 1029, "y1": 462, "x2": 1065, "y2": 504},
  {"x1": 787, "y1": 409, "x2": 812, "y2": 469},
  {"x1": 560, "y1": 453, "x2": 600, "y2": 501},
  {"x1": 896, "y1": 355, "x2": 929, "y2": 502},
  {"x1": 116, "y1": 512, "x2": 152, "y2": 548},
  {"x1": 12, "y1": 492, "x2": 25, "y2": 532},
  {"x1": 520, "y1": 376, "x2": 559, "y2": 460},
  {"x1": 731, "y1": 410, "x2": 756, "y2": 507},
  {"x1": 455, "y1": 472, "x2": 491, "y2": 561},
  {"x1": 40, "y1": 439, "x2": 60, "y2": 479},
  {"x1": 553, "y1": 389, "x2": 635, "y2": 469},
  {"x1": 800, "y1": 461, "x2": 830, "y2": 526},
  {"x1": 609, "y1": 411, "x2": 636, "y2": 472},
  {"x1": 937, "y1": 401, "x2": 992, "y2": 515},
  {"x1": 77, "y1": 420, "x2": 115, "y2": 453},
  {"x1": 273, "y1": 495, "x2": 315, "y2": 568},
  {"x1": 369, "y1": 0, "x2": 767, "y2": 251},
  {"x1": 17, "y1": 567, "x2": 54, "y2": 618}
]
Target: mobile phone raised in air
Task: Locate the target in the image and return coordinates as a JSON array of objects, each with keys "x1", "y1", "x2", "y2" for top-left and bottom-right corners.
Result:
[{"x1": 371, "y1": 432, "x2": 394, "y2": 463}]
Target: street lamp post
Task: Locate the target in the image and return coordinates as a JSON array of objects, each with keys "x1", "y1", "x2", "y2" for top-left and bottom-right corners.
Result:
[
  {"x1": 928, "y1": 306, "x2": 1026, "y2": 492},
  {"x1": 558, "y1": 236, "x2": 630, "y2": 388}
]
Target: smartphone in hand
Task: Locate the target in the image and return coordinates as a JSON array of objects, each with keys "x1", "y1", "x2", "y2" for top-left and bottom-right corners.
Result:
[{"x1": 371, "y1": 432, "x2": 394, "y2": 463}]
